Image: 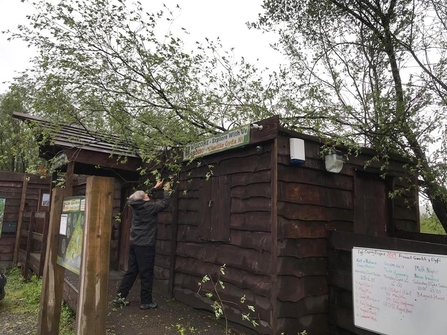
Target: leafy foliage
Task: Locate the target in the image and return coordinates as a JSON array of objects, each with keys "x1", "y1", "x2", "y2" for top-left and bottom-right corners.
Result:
[
  {"x1": 6, "y1": 0, "x2": 280, "y2": 177},
  {"x1": 0, "y1": 86, "x2": 47, "y2": 173},
  {"x1": 420, "y1": 211, "x2": 446, "y2": 235},
  {"x1": 254, "y1": 0, "x2": 447, "y2": 229},
  {"x1": 197, "y1": 264, "x2": 259, "y2": 333}
]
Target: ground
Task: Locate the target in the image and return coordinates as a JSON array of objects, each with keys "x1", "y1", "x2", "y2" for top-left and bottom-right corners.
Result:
[
  {"x1": 0, "y1": 271, "x2": 241, "y2": 335},
  {"x1": 106, "y1": 272, "x2": 239, "y2": 335}
]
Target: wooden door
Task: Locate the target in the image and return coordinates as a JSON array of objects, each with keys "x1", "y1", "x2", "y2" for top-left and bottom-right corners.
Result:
[{"x1": 354, "y1": 172, "x2": 390, "y2": 237}]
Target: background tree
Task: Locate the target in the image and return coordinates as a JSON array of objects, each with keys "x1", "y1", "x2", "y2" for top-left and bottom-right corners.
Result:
[
  {"x1": 420, "y1": 211, "x2": 445, "y2": 235},
  {"x1": 0, "y1": 85, "x2": 45, "y2": 173},
  {"x1": 255, "y1": 0, "x2": 447, "y2": 230},
  {"x1": 6, "y1": 0, "x2": 280, "y2": 171}
]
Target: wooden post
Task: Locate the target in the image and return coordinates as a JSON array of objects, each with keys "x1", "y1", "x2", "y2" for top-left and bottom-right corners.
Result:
[
  {"x1": 39, "y1": 211, "x2": 49, "y2": 277},
  {"x1": 65, "y1": 161, "x2": 75, "y2": 193},
  {"x1": 23, "y1": 211, "x2": 35, "y2": 279},
  {"x1": 270, "y1": 138, "x2": 279, "y2": 334},
  {"x1": 168, "y1": 190, "x2": 179, "y2": 298},
  {"x1": 13, "y1": 175, "x2": 29, "y2": 264},
  {"x1": 37, "y1": 187, "x2": 69, "y2": 335},
  {"x1": 75, "y1": 176, "x2": 114, "y2": 335}
]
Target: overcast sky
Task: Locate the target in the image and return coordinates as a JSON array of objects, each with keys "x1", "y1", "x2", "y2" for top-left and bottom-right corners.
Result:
[{"x1": 0, "y1": 0, "x2": 285, "y2": 94}]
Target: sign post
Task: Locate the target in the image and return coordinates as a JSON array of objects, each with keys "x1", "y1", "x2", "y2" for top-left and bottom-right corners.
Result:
[
  {"x1": 38, "y1": 176, "x2": 114, "y2": 335},
  {"x1": 38, "y1": 187, "x2": 69, "y2": 335},
  {"x1": 75, "y1": 176, "x2": 114, "y2": 335}
]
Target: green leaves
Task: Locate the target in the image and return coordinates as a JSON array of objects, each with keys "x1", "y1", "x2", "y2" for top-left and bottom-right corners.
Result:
[
  {"x1": 0, "y1": 86, "x2": 46, "y2": 173},
  {"x1": 256, "y1": 0, "x2": 447, "y2": 230},
  {"x1": 196, "y1": 264, "x2": 260, "y2": 332},
  {"x1": 5, "y1": 0, "x2": 286, "y2": 185}
]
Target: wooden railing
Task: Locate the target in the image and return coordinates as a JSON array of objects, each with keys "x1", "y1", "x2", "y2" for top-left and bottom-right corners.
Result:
[{"x1": 18, "y1": 211, "x2": 49, "y2": 278}]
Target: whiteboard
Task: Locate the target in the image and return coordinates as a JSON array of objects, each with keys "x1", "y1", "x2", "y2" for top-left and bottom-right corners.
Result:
[{"x1": 352, "y1": 247, "x2": 447, "y2": 335}]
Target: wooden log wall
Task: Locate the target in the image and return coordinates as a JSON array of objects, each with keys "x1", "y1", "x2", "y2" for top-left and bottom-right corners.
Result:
[
  {"x1": 275, "y1": 134, "x2": 420, "y2": 335},
  {"x1": 276, "y1": 136, "x2": 335, "y2": 335},
  {"x1": 168, "y1": 143, "x2": 274, "y2": 334},
  {"x1": 154, "y1": 201, "x2": 174, "y2": 293},
  {"x1": 327, "y1": 231, "x2": 447, "y2": 335},
  {"x1": 0, "y1": 171, "x2": 51, "y2": 269}
]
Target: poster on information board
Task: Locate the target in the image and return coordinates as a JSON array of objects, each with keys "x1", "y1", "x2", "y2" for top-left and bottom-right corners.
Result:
[
  {"x1": 352, "y1": 247, "x2": 447, "y2": 335},
  {"x1": 56, "y1": 196, "x2": 85, "y2": 274}
]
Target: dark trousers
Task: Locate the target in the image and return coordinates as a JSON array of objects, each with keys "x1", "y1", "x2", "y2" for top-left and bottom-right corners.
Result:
[{"x1": 117, "y1": 245, "x2": 156, "y2": 304}]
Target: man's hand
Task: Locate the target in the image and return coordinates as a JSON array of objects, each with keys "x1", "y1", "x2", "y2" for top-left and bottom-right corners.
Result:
[
  {"x1": 154, "y1": 180, "x2": 163, "y2": 189},
  {"x1": 163, "y1": 181, "x2": 171, "y2": 191}
]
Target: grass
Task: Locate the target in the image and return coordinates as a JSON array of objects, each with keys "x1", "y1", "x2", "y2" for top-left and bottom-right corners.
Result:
[
  {"x1": 0, "y1": 267, "x2": 76, "y2": 335},
  {"x1": 420, "y1": 212, "x2": 446, "y2": 235}
]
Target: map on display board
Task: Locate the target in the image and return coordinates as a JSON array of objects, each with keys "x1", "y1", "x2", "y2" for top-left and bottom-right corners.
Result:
[
  {"x1": 352, "y1": 247, "x2": 447, "y2": 335},
  {"x1": 56, "y1": 196, "x2": 85, "y2": 274}
]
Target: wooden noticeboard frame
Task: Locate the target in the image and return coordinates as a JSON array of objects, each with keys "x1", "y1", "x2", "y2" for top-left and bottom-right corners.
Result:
[
  {"x1": 38, "y1": 176, "x2": 114, "y2": 335},
  {"x1": 352, "y1": 247, "x2": 447, "y2": 335}
]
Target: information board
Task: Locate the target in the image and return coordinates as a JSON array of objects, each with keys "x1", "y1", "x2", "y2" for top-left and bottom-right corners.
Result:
[
  {"x1": 352, "y1": 247, "x2": 447, "y2": 335},
  {"x1": 56, "y1": 196, "x2": 85, "y2": 274}
]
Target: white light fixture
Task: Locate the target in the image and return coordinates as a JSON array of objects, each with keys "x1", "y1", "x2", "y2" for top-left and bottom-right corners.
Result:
[
  {"x1": 251, "y1": 123, "x2": 263, "y2": 130},
  {"x1": 325, "y1": 149, "x2": 343, "y2": 173}
]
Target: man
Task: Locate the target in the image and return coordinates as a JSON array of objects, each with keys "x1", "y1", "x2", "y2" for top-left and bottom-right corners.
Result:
[{"x1": 113, "y1": 180, "x2": 171, "y2": 309}]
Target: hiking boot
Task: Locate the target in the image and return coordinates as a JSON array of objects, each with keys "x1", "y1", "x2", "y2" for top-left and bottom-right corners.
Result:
[
  {"x1": 112, "y1": 296, "x2": 130, "y2": 307},
  {"x1": 140, "y1": 302, "x2": 157, "y2": 309}
]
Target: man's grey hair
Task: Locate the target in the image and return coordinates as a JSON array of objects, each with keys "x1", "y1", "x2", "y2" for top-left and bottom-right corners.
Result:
[{"x1": 129, "y1": 190, "x2": 146, "y2": 201}]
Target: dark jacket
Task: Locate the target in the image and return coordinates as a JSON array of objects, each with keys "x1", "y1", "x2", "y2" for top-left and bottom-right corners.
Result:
[{"x1": 128, "y1": 190, "x2": 170, "y2": 246}]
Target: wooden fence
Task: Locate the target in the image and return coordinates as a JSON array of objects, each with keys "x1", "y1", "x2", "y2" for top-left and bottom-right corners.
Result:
[{"x1": 0, "y1": 171, "x2": 51, "y2": 269}]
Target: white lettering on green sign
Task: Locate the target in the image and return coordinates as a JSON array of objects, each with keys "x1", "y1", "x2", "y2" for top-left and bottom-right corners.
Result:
[{"x1": 183, "y1": 125, "x2": 250, "y2": 160}]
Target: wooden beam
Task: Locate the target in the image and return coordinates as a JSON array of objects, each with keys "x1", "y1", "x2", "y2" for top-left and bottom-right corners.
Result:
[
  {"x1": 39, "y1": 212, "x2": 49, "y2": 277},
  {"x1": 75, "y1": 176, "x2": 114, "y2": 335},
  {"x1": 13, "y1": 175, "x2": 29, "y2": 264},
  {"x1": 37, "y1": 187, "x2": 69, "y2": 335},
  {"x1": 65, "y1": 161, "x2": 75, "y2": 193},
  {"x1": 270, "y1": 138, "x2": 278, "y2": 333},
  {"x1": 250, "y1": 115, "x2": 279, "y2": 144},
  {"x1": 168, "y1": 190, "x2": 179, "y2": 298},
  {"x1": 23, "y1": 211, "x2": 35, "y2": 279}
]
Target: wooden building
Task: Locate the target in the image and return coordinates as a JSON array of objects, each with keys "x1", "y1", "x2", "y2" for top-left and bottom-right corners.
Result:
[
  {"x1": 11, "y1": 113, "x2": 420, "y2": 334},
  {"x1": 161, "y1": 116, "x2": 419, "y2": 334}
]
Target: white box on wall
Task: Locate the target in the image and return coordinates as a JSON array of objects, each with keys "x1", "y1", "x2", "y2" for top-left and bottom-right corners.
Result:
[{"x1": 290, "y1": 138, "x2": 305, "y2": 165}]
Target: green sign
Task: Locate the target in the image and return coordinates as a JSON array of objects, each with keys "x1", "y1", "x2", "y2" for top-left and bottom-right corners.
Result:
[
  {"x1": 183, "y1": 125, "x2": 250, "y2": 161},
  {"x1": 0, "y1": 198, "x2": 5, "y2": 237},
  {"x1": 56, "y1": 196, "x2": 85, "y2": 274}
]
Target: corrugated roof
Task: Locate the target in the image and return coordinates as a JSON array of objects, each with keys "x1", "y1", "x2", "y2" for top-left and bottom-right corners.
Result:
[{"x1": 13, "y1": 112, "x2": 139, "y2": 158}]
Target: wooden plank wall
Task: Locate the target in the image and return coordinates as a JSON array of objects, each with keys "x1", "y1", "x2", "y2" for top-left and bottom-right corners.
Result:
[
  {"x1": 327, "y1": 231, "x2": 447, "y2": 335},
  {"x1": 165, "y1": 143, "x2": 274, "y2": 334},
  {"x1": 154, "y1": 194, "x2": 174, "y2": 293},
  {"x1": 276, "y1": 136, "x2": 338, "y2": 335},
  {"x1": 0, "y1": 171, "x2": 51, "y2": 269},
  {"x1": 275, "y1": 134, "x2": 420, "y2": 335}
]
